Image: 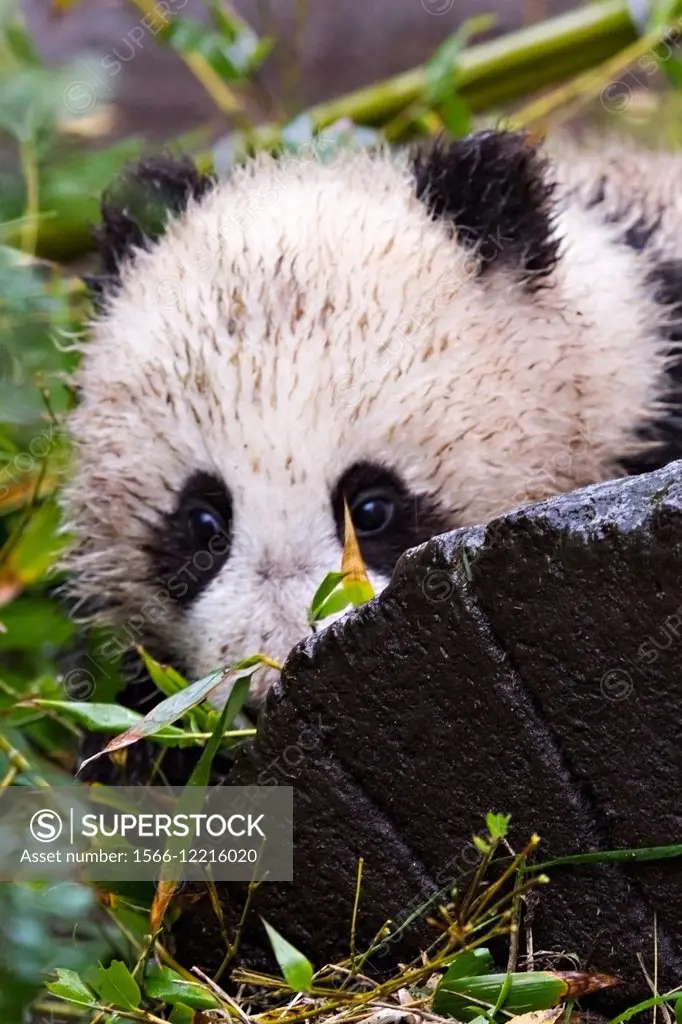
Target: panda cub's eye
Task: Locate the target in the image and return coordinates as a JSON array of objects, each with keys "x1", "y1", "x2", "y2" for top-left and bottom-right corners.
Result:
[
  {"x1": 183, "y1": 499, "x2": 227, "y2": 547},
  {"x1": 332, "y1": 461, "x2": 453, "y2": 579},
  {"x1": 349, "y1": 491, "x2": 396, "y2": 536},
  {"x1": 145, "y1": 471, "x2": 233, "y2": 606}
]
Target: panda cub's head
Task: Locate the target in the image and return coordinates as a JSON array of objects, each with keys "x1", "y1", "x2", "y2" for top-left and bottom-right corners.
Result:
[{"x1": 62, "y1": 130, "x2": 666, "y2": 704}]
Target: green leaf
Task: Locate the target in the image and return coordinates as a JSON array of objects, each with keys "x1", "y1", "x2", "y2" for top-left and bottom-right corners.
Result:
[
  {"x1": 472, "y1": 834, "x2": 491, "y2": 854},
  {"x1": 424, "y1": 14, "x2": 496, "y2": 106},
  {"x1": 170, "y1": 1005, "x2": 195, "y2": 1024},
  {"x1": 486, "y1": 812, "x2": 511, "y2": 841},
  {"x1": 342, "y1": 576, "x2": 375, "y2": 606},
  {"x1": 662, "y1": 56, "x2": 682, "y2": 89},
  {"x1": 438, "y1": 93, "x2": 472, "y2": 137},
  {"x1": 425, "y1": 34, "x2": 465, "y2": 106},
  {"x1": 262, "y1": 918, "x2": 314, "y2": 992},
  {"x1": 93, "y1": 960, "x2": 141, "y2": 1011},
  {"x1": 138, "y1": 646, "x2": 189, "y2": 698},
  {"x1": 144, "y1": 966, "x2": 220, "y2": 1009},
  {"x1": 312, "y1": 582, "x2": 353, "y2": 622},
  {"x1": 527, "y1": 841, "x2": 682, "y2": 873},
  {"x1": 46, "y1": 968, "x2": 95, "y2": 1006},
  {"x1": 5, "y1": 21, "x2": 43, "y2": 66},
  {"x1": 434, "y1": 972, "x2": 566, "y2": 1020},
  {"x1": 649, "y1": 0, "x2": 682, "y2": 31},
  {"x1": 441, "y1": 948, "x2": 494, "y2": 976},
  {"x1": 309, "y1": 571, "x2": 346, "y2": 622},
  {"x1": 434, "y1": 971, "x2": 619, "y2": 1021},
  {"x1": 609, "y1": 991, "x2": 682, "y2": 1024},
  {"x1": 159, "y1": 16, "x2": 268, "y2": 81},
  {"x1": 186, "y1": 672, "x2": 251, "y2": 787},
  {"x1": 78, "y1": 655, "x2": 265, "y2": 773},
  {"x1": 674, "y1": 995, "x2": 682, "y2": 1024},
  {"x1": 27, "y1": 700, "x2": 190, "y2": 742},
  {"x1": 0, "y1": 500, "x2": 67, "y2": 598}
]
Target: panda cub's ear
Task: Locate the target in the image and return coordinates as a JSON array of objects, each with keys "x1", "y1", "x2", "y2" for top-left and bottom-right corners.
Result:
[
  {"x1": 89, "y1": 154, "x2": 215, "y2": 301},
  {"x1": 412, "y1": 129, "x2": 560, "y2": 285}
]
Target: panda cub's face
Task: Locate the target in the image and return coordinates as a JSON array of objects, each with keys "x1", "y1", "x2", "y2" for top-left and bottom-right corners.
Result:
[{"x1": 63, "y1": 132, "x2": 654, "y2": 704}]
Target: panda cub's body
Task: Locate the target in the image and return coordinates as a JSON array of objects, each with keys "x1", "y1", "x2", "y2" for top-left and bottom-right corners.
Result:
[{"x1": 63, "y1": 130, "x2": 682, "y2": 705}]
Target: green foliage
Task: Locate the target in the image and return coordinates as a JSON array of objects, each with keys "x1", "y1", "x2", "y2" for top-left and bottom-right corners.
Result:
[
  {"x1": 262, "y1": 918, "x2": 315, "y2": 992},
  {"x1": 434, "y1": 968, "x2": 568, "y2": 1020},
  {"x1": 46, "y1": 967, "x2": 96, "y2": 1006},
  {"x1": 143, "y1": 964, "x2": 221, "y2": 1008},
  {"x1": 649, "y1": 0, "x2": 682, "y2": 30},
  {"x1": 0, "y1": 0, "x2": 681, "y2": 1021},
  {"x1": 93, "y1": 959, "x2": 141, "y2": 1011},
  {"x1": 0, "y1": 882, "x2": 103, "y2": 1023}
]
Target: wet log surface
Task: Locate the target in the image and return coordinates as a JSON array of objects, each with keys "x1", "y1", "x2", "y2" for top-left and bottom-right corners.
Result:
[{"x1": 174, "y1": 461, "x2": 682, "y2": 1010}]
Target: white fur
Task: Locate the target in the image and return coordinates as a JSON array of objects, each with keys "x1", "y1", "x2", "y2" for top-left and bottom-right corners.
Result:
[{"x1": 62, "y1": 143, "x2": 682, "y2": 702}]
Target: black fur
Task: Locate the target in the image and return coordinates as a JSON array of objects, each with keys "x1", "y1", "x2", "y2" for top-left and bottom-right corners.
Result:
[
  {"x1": 88, "y1": 154, "x2": 214, "y2": 301},
  {"x1": 143, "y1": 470, "x2": 233, "y2": 606},
  {"x1": 412, "y1": 130, "x2": 560, "y2": 284},
  {"x1": 572, "y1": 182, "x2": 682, "y2": 476},
  {"x1": 332, "y1": 462, "x2": 454, "y2": 577},
  {"x1": 620, "y1": 258, "x2": 682, "y2": 474}
]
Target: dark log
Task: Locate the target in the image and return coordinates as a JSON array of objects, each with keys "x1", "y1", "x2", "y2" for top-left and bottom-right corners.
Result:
[{"x1": 174, "y1": 461, "x2": 682, "y2": 1010}]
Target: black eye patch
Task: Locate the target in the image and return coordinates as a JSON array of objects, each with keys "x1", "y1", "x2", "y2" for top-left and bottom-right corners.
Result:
[
  {"x1": 144, "y1": 471, "x2": 233, "y2": 605},
  {"x1": 331, "y1": 462, "x2": 454, "y2": 577}
]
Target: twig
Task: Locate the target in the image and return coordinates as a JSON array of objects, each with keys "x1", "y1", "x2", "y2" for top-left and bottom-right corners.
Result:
[
  {"x1": 193, "y1": 965, "x2": 246, "y2": 1020},
  {"x1": 348, "y1": 857, "x2": 364, "y2": 972},
  {"x1": 0, "y1": 730, "x2": 50, "y2": 785},
  {"x1": 126, "y1": 0, "x2": 253, "y2": 131},
  {"x1": 214, "y1": 876, "x2": 262, "y2": 981}
]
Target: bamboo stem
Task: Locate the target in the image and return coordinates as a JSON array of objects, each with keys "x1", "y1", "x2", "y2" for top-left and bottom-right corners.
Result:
[
  {"x1": 11, "y1": 1, "x2": 641, "y2": 259},
  {"x1": 18, "y1": 137, "x2": 40, "y2": 255},
  {"x1": 513, "y1": 14, "x2": 682, "y2": 127},
  {"x1": 245, "y1": 0, "x2": 637, "y2": 150},
  {"x1": 0, "y1": 730, "x2": 50, "y2": 786}
]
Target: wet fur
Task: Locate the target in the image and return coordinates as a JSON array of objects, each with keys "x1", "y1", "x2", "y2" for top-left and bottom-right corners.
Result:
[{"x1": 62, "y1": 131, "x2": 682, "y2": 705}]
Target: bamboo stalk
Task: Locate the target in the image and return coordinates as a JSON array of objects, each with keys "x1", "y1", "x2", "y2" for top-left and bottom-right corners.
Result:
[
  {"x1": 11, "y1": 0, "x2": 639, "y2": 259},
  {"x1": 245, "y1": 0, "x2": 637, "y2": 149}
]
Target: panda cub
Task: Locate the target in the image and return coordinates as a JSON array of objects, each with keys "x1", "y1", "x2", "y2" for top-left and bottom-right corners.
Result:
[{"x1": 62, "y1": 129, "x2": 682, "y2": 707}]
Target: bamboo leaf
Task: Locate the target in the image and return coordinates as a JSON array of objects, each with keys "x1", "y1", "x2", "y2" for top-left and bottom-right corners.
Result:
[
  {"x1": 262, "y1": 918, "x2": 314, "y2": 992},
  {"x1": 186, "y1": 672, "x2": 251, "y2": 787},
  {"x1": 341, "y1": 499, "x2": 375, "y2": 604},
  {"x1": 312, "y1": 583, "x2": 354, "y2": 621},
  {"x1": 424, "y1": 14, "x2": 497, "y2": 105},
  {"x1": 137, "y1": 646, "x2": 189, "y2": 697},
  {"x1": 149, "y1": 879, "x2": 179, "y2": 935},
  {"x1": 609, "y1": 991, "x2": 682, "y2": 1024},
  {"x1": 309, "y1": 571, "x2": 346, "y2": 623},
  {"x1": 22, "y1": 700, "x2": 190, "y2": 742},
  {"x1": 77, "y1": 655, "x2": 264, "y2": 773},
  {"x1": 438, "y1": 94, "x2": 472, "y2": 136},
  {"x1": 169, "y1": 1005, "x2": 195, "y2": 1024},
  {"x1": 442, "y1": 948, "x2": 495, "y2": 976},
  {"x1": 0, "y1": 501, "x2": 66, "y2": 606},
  {"x1": 528, "y1": 842, "x2": 682, "y2": 872}
]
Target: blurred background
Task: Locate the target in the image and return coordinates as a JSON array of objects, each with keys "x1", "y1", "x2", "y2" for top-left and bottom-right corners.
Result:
[
  {"x1": 1, "y1": 0, "x2": 682, "y2": 1021},
  {"x1": 22, "y1": 0, "x2": 579, "y2": 139}
]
